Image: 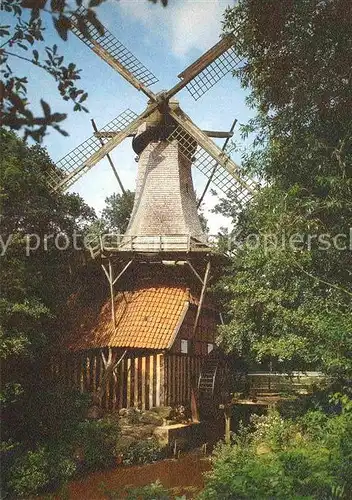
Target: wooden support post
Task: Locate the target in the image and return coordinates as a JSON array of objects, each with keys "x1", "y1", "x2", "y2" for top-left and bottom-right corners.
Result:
[
  {"x1": 95, "y1": 349, "x2": 127, "y2": 407},
  {"x1": 156, "y1": 354, "x2": 161, "y2": 407},
  {"x1": 112, "y1": 260, "x2": 133, "y2": 286},
  {"x1": 159, "y1": 354, "x2": 165, "y2": 407},
  {"x1": 187, "y1": 260, "x2": 204, "y2": 285},
  {"x1": 191, "y1": 387, "x2": 200, "y2": 423},
  {"x1": 91, "y1": 119, "x2": 126, "y2": 194},
  {"x1": 141, "y1": 356, "x2": 146, "y2": 410},
  {"x1": 224, "y1": 405, "x2": 232, "y2": 443},
  {"x1": 108, "y1": 259, "x2": 116, "y2": 331},
  {"x1": 189, "y1": 260, "x2": 210, "y2": 421},
  {"x1": 101, "y1": 259, "x2": 133, "y2": 332},
  {"x1": 192, "y1": 260, "x2": 211, "y2": 340},
  {"x1": 198, "y1": 119, "x2": 237, "y2": 208}
]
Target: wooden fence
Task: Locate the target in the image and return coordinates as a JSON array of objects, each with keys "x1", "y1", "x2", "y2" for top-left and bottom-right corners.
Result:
[
  {"x1": 50, "y1": 350, "x2": 203, "y2": 411},
  {"x1": 246, "y1": 371, "x2": 325, "y2": 395},
  {"x1": 163, "y1": 354, "x2": 202, "y2": 407}
]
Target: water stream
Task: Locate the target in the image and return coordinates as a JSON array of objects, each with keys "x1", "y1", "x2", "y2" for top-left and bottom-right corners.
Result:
[{"x1": 66, "y1": 451, "x2": 211, "y2": 499}]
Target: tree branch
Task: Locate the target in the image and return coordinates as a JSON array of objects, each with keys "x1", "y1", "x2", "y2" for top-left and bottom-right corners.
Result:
[
  {"x1": 4, "y1": 50, "x2": 39, "y2": 65},
  {"x1": 294, "y1": 262, "x2": 352, "y2": 298}
]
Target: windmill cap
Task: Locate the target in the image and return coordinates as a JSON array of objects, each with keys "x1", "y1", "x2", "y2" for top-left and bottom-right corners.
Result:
[{"x1": 147, "y1": 94, "x2": 179, "y2": 107}]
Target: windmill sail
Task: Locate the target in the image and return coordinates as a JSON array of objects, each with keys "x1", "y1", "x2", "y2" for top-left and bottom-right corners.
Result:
[
  {"x1": 53, "y1": 11, "x2": 257, "y2": 201},
  {"x1": 177, "y1": 37, "x2": 242, "y2": 101},
  {"x1": 49, "y1": 109, "x2": 138, "y2": 192},
  {"x1": 166, "y1": 125, "x2": 256, "y2": 205},
  {"x1": 70, "y1": 7, "x2": 159, "y2": 88}
]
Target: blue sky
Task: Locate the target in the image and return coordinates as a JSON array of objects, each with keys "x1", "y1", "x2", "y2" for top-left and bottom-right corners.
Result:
[{"x1": 12, "y1": 0, "x2": 254, "y2": 232}]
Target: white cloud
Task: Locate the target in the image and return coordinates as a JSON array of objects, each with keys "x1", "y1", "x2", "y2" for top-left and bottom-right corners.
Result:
[
  {"x1": 168, "y1": 0, "x2": 230, "y2": 57},
  {"x1": 115, "y1": 0, "x2": 232, "y2": 58}
]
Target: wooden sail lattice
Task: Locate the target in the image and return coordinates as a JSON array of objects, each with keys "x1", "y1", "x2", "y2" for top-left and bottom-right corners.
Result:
[
  {"x1": 184, "y1": 46, "x2": 241, "y2": 100},
  {"x1": 47, "y1": 109, "x2": 138, "y2": 192},
  {"x1": 70, "y1": 7, "x2": 159, "y2": 87},
  {"x1": 48, "y1": 8, "x2": 258, "y2": 200},
  {"x1": 166, "y1": 126, "x2": 256, "y2": 205}
]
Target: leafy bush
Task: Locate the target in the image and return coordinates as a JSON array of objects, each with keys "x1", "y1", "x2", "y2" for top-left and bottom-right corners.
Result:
[
  {"x1": 250, "y1": 411, "x2": 298, "y2": 451},
  {"x1": 7, "y1": 445, "x2": 76, "y2": 497},
  {"x1": 7, "y1": 447, "x2": 48, "y2": 498},
  {"x1": 23, "y1": 386, "x2": 91, "y2": 442},
  {"x1": 201, "y1": 398, "x2": 352, "y2": 500},
  {"x1": 3, "y1": 413, "x2": 119, "y2": 496},
  {"x1": 74, "y1": 417, "x2": 120, "y2": 471},
  {"x1": 6, "y1": 385, "x2": 91, "y2": 447},
  {"x1": 122, "y1": 438, "x2": 164, "y2": 466}
]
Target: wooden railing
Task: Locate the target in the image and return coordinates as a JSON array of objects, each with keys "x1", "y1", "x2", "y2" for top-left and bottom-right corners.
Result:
[
  {"x1": 86, "y1": 233, "x2": 216, "y2": 258},
  {"x1": 245, "y1": 371, "x2": 325, "y2": 396}
]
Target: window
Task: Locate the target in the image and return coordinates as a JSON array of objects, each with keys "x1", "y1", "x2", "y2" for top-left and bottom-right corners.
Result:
[
  {"x1": 207, "y1": 343, "x2": 214, "y2": 354},
  {"x1": 181, "y1": 339, "x2": 188, "y2": 354}
]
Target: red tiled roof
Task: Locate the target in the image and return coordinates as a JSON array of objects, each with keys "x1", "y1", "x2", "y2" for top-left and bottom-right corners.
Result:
[{"x1": 67, "y1": 284, "x2": 191, "y2": 351}]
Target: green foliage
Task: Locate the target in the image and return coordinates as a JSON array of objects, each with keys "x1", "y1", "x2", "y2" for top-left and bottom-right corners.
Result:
[
  {"x1": 215, "y1": 0, "x2": 352, "y2": 381},
  {"x1": 6, "y1": 445, "x2": 76, "y2": 498},
  {"x1": 0, "y1": 0, "x2": 106, "y2": 141},
  {"x1": 74, "y1": 418, "x2": 120, "y2": 471},
  {"x1": 1, "y1": 0, "x2": 168, "y2": 141},
  {"x1": 3, "y1": 408, "x2": 120, "y2": 497},
  {"x1": 201, "y1": 399, "x2": 352, "y2": 499},
  {"x1": 0, "y1": 131, "x2": 125, "y2": 497},
  {"x1": 2, "y1": 388, "x2": 86, "y2": 497},
  {"x1": 7, "y1": 447, "x2": 51, "y2": 498},
  {"x1": 17, "y1": 386, "x2": 91, "y2": 444},
  {"x1": 196, "y1": 200, "x2": 209, "y2": 234},
  {"x1": 101, "y1": 190, "x2": 135, "y2": 233},
  {"x1": 0, "y1": 131, "x2": 99, "y2": 496},
  {"x1": 122, "y1": 438, "x2": 164, "y2": 466}
]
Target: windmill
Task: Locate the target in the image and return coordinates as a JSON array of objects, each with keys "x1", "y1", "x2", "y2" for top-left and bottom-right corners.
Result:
[
  {"x1": 47, "y1": 6, "x2": 256, "y2": 203},
  {"x1": 51, "y1": 7, "x2": 258, "y2": 418}
]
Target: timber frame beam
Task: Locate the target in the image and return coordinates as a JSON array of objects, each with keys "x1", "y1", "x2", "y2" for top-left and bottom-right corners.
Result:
[
  {"x1": 197, "y1": 118, "x2": 237, "y2": 208},
  {"x1": 101, "y1": 259, "x2": 133, "y2": 331},
  {"x1": 192, "y1": 260, "x2": 211, "y2": 338},
  {"x1": 187, "y1": 260, "x2": 205, "y2": 285},
  {"x1": 91, "y1": 119, "x2": 126, "y2": 194},
  {"x1": 190, "y1": 259, "x2": 212, "y2": 344}
]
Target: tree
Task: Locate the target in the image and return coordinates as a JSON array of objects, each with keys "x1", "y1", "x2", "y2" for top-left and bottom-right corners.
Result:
[
  {"x1": 101, "y1": 190, "x2": 135, "y2": 233},
  {"x1": 0, "y1": 0, "x2": 168, "y2": 142},
  {"x1": 0, "y1": 0, "x2": 107, "y2": 142},
  {"x1": 197, "y1": 199, "x2": 210, "y2": 234},
  {"x1": 215, "y1": 0, "x2": 352, "y2": 381},
  {"x1": 0, "y1": 129, "x2": 96, "y2": 443},
  {"x1": 201, "y1": 402, "x2": 352, "y2": 499}
]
